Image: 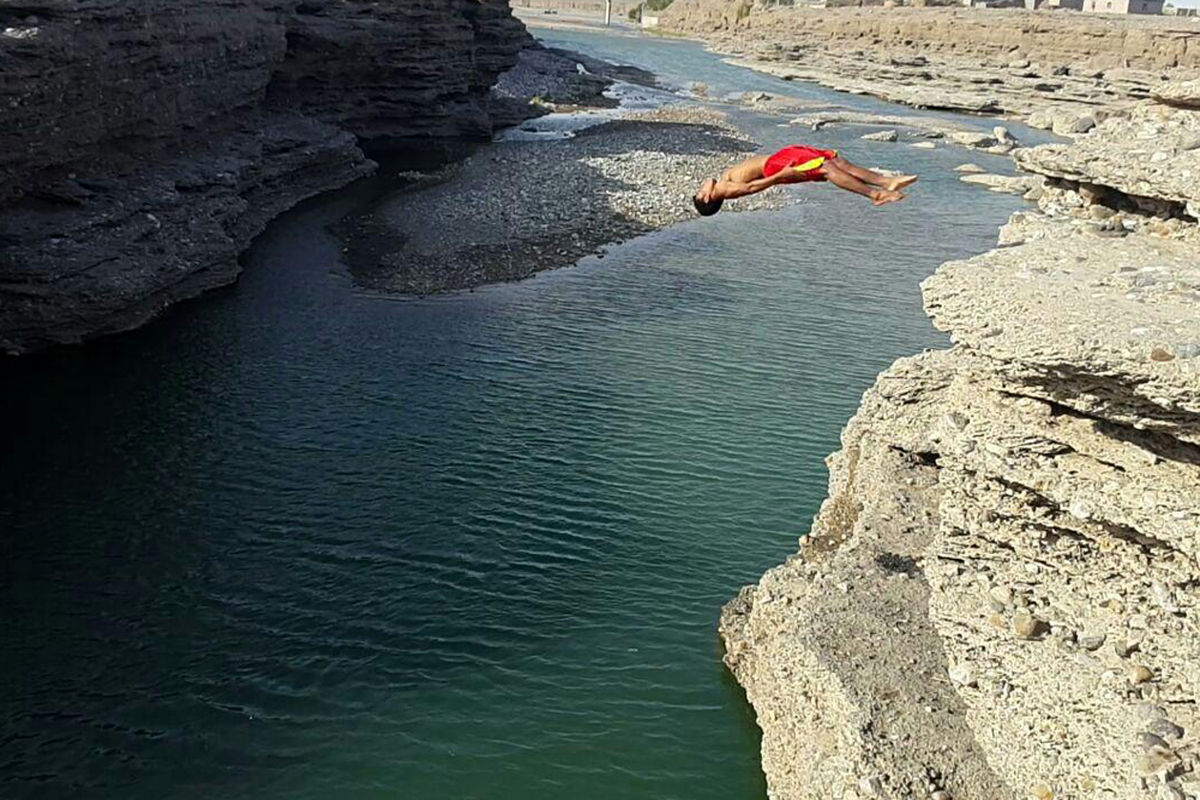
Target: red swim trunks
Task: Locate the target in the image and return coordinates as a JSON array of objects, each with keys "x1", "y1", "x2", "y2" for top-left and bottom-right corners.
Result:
[{"x1": 762, "y1": 145, "x2": 838, "y2": 182}]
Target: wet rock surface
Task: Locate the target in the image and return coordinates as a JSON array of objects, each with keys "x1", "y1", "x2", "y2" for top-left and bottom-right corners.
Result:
[
  {"x1": 717, "y1": 77, "x2": 1200, "y2": 800},
  {"x1": 490, "y1": 45, "x2": 658, "y2": 127}
]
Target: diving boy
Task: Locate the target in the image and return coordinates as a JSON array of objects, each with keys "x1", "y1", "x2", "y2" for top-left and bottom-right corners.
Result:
[{"x1": 693, "y1": 145, "x2": 917, "y2": 215}]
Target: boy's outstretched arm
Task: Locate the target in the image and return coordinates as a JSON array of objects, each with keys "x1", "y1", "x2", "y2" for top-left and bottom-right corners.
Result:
[{"x1": 714, "y1": 171, "x2": 791, "y2": 200}]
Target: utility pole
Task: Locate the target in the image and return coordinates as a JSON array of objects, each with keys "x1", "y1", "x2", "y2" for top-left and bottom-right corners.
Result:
[{"x1": 605, "y1": 0, "x2": 612, "y2": 25}]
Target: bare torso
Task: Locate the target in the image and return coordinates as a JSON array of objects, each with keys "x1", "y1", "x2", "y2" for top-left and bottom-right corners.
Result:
[
  {"x1": 719, "y1": 154, "x2": 802, "y2": 185},
  {"x1": 720, "y1": 155, "x2": 769, "y2": 184}
]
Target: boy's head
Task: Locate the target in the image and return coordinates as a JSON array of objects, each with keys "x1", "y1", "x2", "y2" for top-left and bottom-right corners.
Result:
[{"x1": 693, "y1": 178, "x2": 723, "y2": 216}]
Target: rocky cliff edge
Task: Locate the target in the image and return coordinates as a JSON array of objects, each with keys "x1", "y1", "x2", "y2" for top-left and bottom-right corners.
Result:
[{"x1": 721, "y1": 79, "x2": 1200, "y2": 800}]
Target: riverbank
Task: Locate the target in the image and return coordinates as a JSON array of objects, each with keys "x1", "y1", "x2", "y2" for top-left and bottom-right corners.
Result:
[
  {"x1": 657, "y1": 3, "x2": 1200, "y2": 132},
  {"x1": 716, "y1": 71, "x2": 1200, "y2": 800}
]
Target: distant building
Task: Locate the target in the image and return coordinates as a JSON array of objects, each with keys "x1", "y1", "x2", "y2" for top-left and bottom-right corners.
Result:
[
  {"x1": 1025, "y1": 0, "x2": 1084, "y2": 9},
  {"x1": 1082, "y1": 0, "x2": 1163, "y2": 12},
  {"x1": 1024, "y1": 0, "x2": 1084, "y2": 8}
]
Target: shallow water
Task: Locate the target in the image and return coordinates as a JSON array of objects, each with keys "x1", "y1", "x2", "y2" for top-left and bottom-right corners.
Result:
[{"x1": 2, "y1": 28, "x2": 1028, "y2": 800}]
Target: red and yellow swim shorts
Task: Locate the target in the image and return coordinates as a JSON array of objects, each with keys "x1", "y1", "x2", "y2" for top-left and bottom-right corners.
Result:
[{"x1": 763, "y1": 145, "x2": 838, "y2": 182}]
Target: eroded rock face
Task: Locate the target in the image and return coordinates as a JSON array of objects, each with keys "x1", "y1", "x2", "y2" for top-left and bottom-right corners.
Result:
[
  {"x1": 1016, "y1": 101, "x2": 1200, "y2": 218},
  {"x1": 722, "y1": 81, "x2": 1200, "y2": 800},
  {"x1": 268, "y1": 0, "x2": 530, "y2": 139},
  {"x1": 0, "y1": 0, "x2": 529, "y2": 353}
]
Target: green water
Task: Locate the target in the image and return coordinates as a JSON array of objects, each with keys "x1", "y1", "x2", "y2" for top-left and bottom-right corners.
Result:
[{"x1": 0, "y1": 27, "x2": 1032, "y2": 800}]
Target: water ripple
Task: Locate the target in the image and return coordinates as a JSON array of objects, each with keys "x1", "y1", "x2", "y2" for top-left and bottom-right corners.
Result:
[{"x1": 0, "y1": 29, "x2": 1031, "y2": 800}]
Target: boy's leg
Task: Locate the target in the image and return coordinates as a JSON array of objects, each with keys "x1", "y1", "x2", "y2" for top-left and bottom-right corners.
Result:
[
  {"x1": 822, "y1": 163, "x2": 904, "y2": 206},
  {"x1": 830, "y1": 157, "x2": 917, "y2": 192}
]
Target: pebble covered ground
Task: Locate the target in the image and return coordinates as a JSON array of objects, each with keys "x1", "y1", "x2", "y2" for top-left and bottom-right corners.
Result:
[{"x1": 339, "y1": 94, "x2": 783, "y2": 294}]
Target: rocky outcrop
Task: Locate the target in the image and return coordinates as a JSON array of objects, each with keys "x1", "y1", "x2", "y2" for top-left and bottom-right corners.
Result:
[
  {"x1": 0, "y1": 0, "x2": 529, "y2": 354},
  {"x1": 658, "y1": 4, "x2": 1200, "y2": 123},
  {"x1": 1016, "y1": 95, "x2": 1200, "y2": 219},
  {"x1": 269, "y1": 0, "x2": 529, "y2": 139},
  {"x1": 722, "y1": 82, "x2": 1200, "y2": 800}
]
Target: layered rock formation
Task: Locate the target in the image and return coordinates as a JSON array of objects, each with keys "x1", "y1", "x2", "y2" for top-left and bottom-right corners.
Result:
[
  {"x1": 721, "y1": 82, "x2": 1200, "y2": 799},
  {"x1": 658, "y1": 4, "x2": 1200, "y2": 125},
  {"x1": 0, "y1": 0, "x2": 529, "y2": 354}
]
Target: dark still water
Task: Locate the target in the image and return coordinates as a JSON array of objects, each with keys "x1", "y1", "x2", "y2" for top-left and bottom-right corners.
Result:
[{"x1": 2, "y1": 27, "x2": 1026, "y2": 800}]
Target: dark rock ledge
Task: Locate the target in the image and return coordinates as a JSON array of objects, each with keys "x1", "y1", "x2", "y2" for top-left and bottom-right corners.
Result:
[{"x1": 0, "y1": 0, "x2": 530, "y2": 354}]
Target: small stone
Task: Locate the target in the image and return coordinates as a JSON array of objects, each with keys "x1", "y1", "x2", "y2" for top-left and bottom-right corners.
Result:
[
  {"x1": 1150, "y1": 347, "x2": 1175, "y2": 362},
  {"x1": 955, "y1": 163, "x2": 986, "y2": 173},
  {"x1": 1080, "y1": 634, "x2": 1106, "y2": 651},
  {"x1": 859, "y1": 775, "x2": 884, "y2": 797},
  {"x1": 1135, "y1": 703, "x2": 1167, "y2": 720},
  {"x1": 1028, "y1": 110, "x2": 1054, "y2": 129},
  {"x1": 989, "y1": 585, "x2": 1013, "y2": 607},
  {"x1": 1072, "y1": 652, "x2": 1099, "y2": 669},
  {"x1": 912, "y1": 141, "x2": 936, "y2": 149},
  {"x1": 862, "y1": 129, "x2": 898, "y2": 142},
  {"x1": 1053, "y1": 113, "x2": 1096, "y2": 135},
  {"x1": 1030, "y1": 783, "x2": 1053, "y2": 800},
  {"x1": 949, "y1": 662, "x2": 977, "y2": 687},
  {"x1": 949, "y1": 130, "x2": 995, "y2": 148},
  {"x1": 932, "y1": 792, "x2": 952, "y2": 800},
  {"x1": 1013, "y1": 610, "x2": 1047, "y2": 640},
  {"x1": 1140, "y1": 732, "x2": 1171, "y2": 751},
  {"x1": 1160, "y1": 783, "x2": 1185, "y2": 800},
  {"x1": 1067, "y1": 499, "x2": 1093, "y2": 521},
  {"x1": 1138, "y1": 748, "x2": 1181, "y2": 776},
  {"x1": 1147, "y1": 718, "x2": 1185, "y2": 740},
  {"x1": 1128, "y1": 664, "x2": 1155, "y2": 685},
  {"x1": 1113, "y1": 637, "x2": 1140, "y2": 658}
]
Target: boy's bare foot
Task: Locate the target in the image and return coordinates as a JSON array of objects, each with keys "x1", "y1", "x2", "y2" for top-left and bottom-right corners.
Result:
[
  {"x1": 871, "y1": 189, "x2": 906, "y2": 206},
  {"x1": 886, "y1": 174, "x2": 918, "y2": 192}
]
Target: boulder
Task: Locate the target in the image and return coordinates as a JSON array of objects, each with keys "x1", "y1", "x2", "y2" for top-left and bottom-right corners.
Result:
[
  {"x1": 948, "y1": 130, "x2": 996, "y2": 149},
  {"x1": 1052, "y1": 113, "x2": 1097, "y2": 136}
]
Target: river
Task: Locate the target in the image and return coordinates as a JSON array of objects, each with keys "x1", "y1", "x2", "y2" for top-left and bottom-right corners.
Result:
[{"x1": 1, "y1": 23, "x2": 1038, "y2": 800}]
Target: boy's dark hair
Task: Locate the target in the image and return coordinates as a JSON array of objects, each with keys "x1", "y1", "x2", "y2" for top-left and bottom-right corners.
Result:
[{"x1": 693, "y1": 194, "x2": 723, "y2": 216}]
